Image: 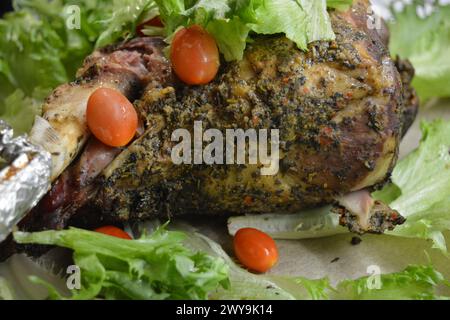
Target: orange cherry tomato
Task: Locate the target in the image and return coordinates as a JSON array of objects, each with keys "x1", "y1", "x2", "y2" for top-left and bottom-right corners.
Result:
[
  {"x1": 95, "y1": 226, "x2": 132, "y2": 240},
  {"x1": 233, "y1": 228, "x2": 278, "y2": 273},
  {"x1": 170, "y1": 25, "x2": 220, "y2": 85},
  {"x1": 86, "y1": 88, "x2": 138, "y2": 147},
  {"x1": 136, "y1": 16, "x2": 164, "y2": 36}
]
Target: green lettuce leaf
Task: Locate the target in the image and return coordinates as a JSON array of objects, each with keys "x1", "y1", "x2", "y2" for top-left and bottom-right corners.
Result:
[
  {"x1": 373, "y1": 120, "x2": 450, "y2": 252},
  {"x1": 0, "y1": 90, "x2": 42, "y2": 135},
  {"x1": 299, "y1": 0, "x2": 335, "y2": 44},
  {"x1": 326, "y1": 0, "x2": 353, "y2": 11},
  {"x1": 0, "y1": 10, "x2": 68, "y2": 98},
  {"x1": 331, "y1": 265, "x2": 450, "y2": 300},
  {"x1": 295, "y1": 276, "x2": 331, "y2": 300},
  {"x1": 206, "y1": 17, "x2": 251, "y2": 61},
  {"x1": 0, "y1": 9, "x2": 63, "y2": 135},
  {"x1": 249, "y1": 0, "x2": 335, "y2": 50},
  {"x1": 14, "y1": 227, "x2": 229, "y2": 300},
  {"x1": 388, "y1": 1, "x2": 450, "y2": 101},
  {"x1": 249, "y1": 0, "x2": 309, "y2": 49},
  {"x1": 12, "y1": 225, "x2": 450, "y2": 300},
  {"x1": 14, "y1": 0, "x2": 157, "y2": 49}
]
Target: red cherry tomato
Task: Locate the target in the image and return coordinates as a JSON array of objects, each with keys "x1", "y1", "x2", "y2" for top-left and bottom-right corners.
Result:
[
  {"x1": 95, "y1": 226, "x2": 132, "y2": 240},
  {"x1": 170, "y1": 25, "x2": 220, "y2": 85},
  {"x1": 86, "y1": 88, "x2": 138, "y2": 147},
  {"x1": 136, "y1": 16, "x2": 164, "y2": 36},
  {"x1": 233, "y1": 228, "x2": 278, "y2": 273}
]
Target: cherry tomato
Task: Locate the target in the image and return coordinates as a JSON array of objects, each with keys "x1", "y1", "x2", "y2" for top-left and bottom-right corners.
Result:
[
  {"x1": 86, "y1": 88, "x2": 138, "y2": 147},
  {"x1": 170, "y1": 25, "x2": 220, "y2": 85},
  {"x1": 233, "y1": 228, "x2": 278, "y2": 273},
  {"x1": 136, "y1": 16, "x2": 164, "y2": 36},
  {"x1": 95, "y1": 226, "x2": 132, "y2": 240}
]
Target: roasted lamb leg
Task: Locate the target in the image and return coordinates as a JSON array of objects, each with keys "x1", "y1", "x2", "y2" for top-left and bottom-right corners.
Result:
[
  {"x1": 0, "y1": 0, "x2": 418, "y2": 260},
  {"x1": 97, "y1": 0, "x2": 416, "y2": 222}
]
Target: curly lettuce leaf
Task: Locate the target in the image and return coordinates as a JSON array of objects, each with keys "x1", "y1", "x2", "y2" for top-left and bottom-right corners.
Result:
[
  {"x1": 0, "y1": 10, "x2": 68, "y2": 97},
  {"x1": 297, "y1": 265, "x2": 450, "y2": 300},
  {"x1": 91, "y1": 0, "x2": 159, "y2": 48},
  {"x1": 373, "y1": 120, "x2": 450, "y2": 252},
  {"x1": 206, "y1": 17, "x2": 251, "y2": 61},
  {"x1": 0, "y1": 90, "x2": 42, "y2": 135},
  {"x1": 14, "y1": 227, "x2": 229, "y2": 300},
  {"x1": 14, "y1": 0, "x2": 157, "y2": 49},
  {"x1": 389, "y1": 1, "x2": 450, "y2": 101},
  {"x1": 154, "y1": 0, "x2": 260, "y2": 60},
  {"x1": 0, "y1": 10, "x2": 66, "y2": 135},
  {"x1": 249, "y1": 0, "x2": 334, "y2": 50},
  {"x1": 12, "y1": 225, "x2": 450, "y2": 300},
  {"x1": 331, "y1": 265, "x2": 450, "y2": 300},
  {"x1": 249, "y1": 0, "x2": 309, "y2": 50}
]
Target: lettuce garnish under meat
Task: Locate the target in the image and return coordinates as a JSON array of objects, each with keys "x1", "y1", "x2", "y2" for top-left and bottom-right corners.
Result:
[{"x1": 13, "y1": 227, "x2": 450, "y2": 300}]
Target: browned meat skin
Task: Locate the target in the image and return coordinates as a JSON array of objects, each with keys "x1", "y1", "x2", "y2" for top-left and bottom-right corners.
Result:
[
  {"x1": 96, "y1": 0, "x2": 412, "y2": 220},
  {"x1": 372, "y1": 10, "x2": 418, "y2": 137}
]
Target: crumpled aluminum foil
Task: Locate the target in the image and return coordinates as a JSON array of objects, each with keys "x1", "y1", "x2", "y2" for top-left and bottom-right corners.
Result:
[{"x1": 0, "y1": 120, "x2": 51, "y2": 242}]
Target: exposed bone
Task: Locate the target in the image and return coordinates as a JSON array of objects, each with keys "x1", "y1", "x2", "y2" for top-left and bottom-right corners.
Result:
[{"x1": 333, "y1": 190, "x2": 405, "y2": 234}]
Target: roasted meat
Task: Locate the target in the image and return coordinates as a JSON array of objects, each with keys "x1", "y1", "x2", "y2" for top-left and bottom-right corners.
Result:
[
  {"x1": 0, "y1": 0, "x2": 418, "y2": 260},
  {"x1": 97, "y1": 0, "x2": 416, "y2": 219}
]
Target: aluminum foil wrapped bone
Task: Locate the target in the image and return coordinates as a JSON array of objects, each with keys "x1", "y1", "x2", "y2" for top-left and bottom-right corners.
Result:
[{"x1": 0, "y1": 120, "x2": 51, "y2": 242}]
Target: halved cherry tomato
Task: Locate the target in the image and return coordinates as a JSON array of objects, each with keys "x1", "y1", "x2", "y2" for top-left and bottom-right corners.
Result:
[
  {"x1": 170, "y1": 25, "x2": 220, "y2": 85},
  {"x1": 95, "y1": 225, "x2": 132, "y2": 240},
  {"x1": 86, "y1": 88, "x2": 138, "y2": 147},
  {"x1": 233, "y1": 228, "x2": 278, "y2": 273},
  {"x1": 136, "y1": 16, "x2": 164, "y2": 36}
]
